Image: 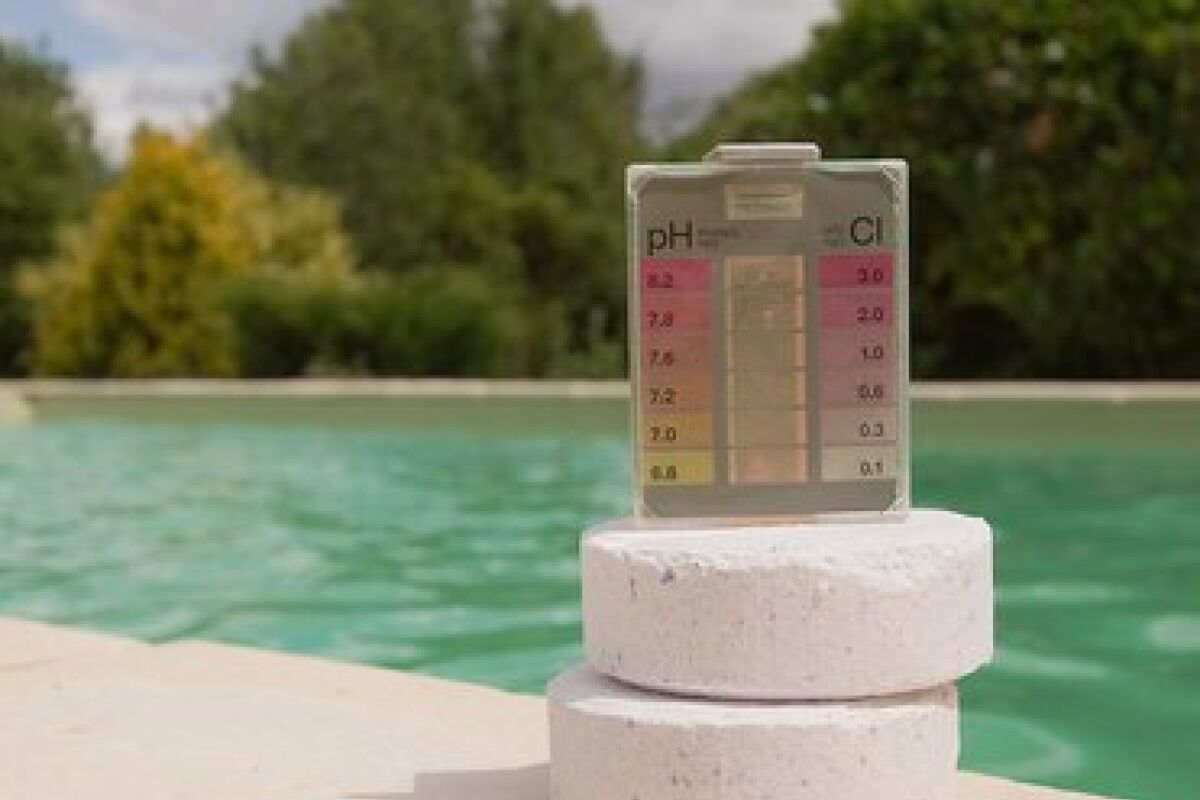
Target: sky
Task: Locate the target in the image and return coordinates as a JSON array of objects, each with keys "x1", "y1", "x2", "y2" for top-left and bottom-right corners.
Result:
[{"x1": 0, "y1": 0, "x2": 834, "y2": 161}]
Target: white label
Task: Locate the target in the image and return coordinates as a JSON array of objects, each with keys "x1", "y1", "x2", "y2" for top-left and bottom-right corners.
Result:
[{"x1": 726, "y1": 183, "x2": 804, "y2": 220}]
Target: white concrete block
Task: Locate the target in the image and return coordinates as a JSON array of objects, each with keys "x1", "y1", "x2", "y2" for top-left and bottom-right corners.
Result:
[
  {"x1": 583, "y1": 508, "x2": 993, "y2": 699},
  {"x1": 548, "y1": 665, "x2": 958, "y2": 800}
]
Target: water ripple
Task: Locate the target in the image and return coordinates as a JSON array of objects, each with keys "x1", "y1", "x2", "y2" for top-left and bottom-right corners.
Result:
[{"x1": 1, "y1": 401, "x2": 1198, "y2": 800}]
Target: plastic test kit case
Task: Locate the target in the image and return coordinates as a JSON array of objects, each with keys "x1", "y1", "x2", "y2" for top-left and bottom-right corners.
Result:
[{"x1": 627, "y1": 143, "x2": 910, "y2": 520}]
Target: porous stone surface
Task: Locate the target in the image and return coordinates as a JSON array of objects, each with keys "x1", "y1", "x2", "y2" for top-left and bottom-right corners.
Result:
[
  {"x1": 583, "y1": 508, "x2": 993, "y2": 699},
  {"x1": 548, "y1": 665, "x2": 958, "y2": 800},
  {"x1": 0, "y1": 624, "x2": 547, "y2": 800},
  {"x1": 0, "y1": 616, "x2": 1110, "y2": 799}
]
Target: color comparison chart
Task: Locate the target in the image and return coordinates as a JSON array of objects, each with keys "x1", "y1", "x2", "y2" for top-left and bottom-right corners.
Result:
[{"x1": 628, "y1": 144, "x2": 908, "y2": 518}]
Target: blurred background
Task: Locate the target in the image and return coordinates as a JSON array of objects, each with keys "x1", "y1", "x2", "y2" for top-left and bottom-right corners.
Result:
[{"x1": 0, "y1": 1, "x2": 1197, "y2": 798}]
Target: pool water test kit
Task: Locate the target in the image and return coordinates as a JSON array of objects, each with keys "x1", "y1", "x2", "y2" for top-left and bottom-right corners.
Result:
[
  {"x1": 548, "y1": 144, "x2": 994, "y2": 800},
  {"x1": 627, "y1": 142, "x2": 909, "y2": 519}
]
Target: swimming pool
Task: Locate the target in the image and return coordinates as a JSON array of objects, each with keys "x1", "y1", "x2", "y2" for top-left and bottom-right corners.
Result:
[{"x1": 1, "y1": 393, "x2": 1196, "y2": 799}]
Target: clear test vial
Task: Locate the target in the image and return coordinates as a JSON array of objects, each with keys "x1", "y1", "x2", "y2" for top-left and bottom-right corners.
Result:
[{"x1": 627, "y1": 142, "x2": 910, "y2": 521}]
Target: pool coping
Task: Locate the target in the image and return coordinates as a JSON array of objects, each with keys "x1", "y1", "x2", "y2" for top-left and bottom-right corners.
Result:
[
  {"x1": 0, "y1": 616, "x2": 1119, "y2": 799},
  {"x1": 1, "y1": 378, "x2": 1199, "y2": 402}
]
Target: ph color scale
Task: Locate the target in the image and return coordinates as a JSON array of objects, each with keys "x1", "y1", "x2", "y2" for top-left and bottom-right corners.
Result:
[{"x1": 628, "y1": 143, "x2": 909, "y2": 519}]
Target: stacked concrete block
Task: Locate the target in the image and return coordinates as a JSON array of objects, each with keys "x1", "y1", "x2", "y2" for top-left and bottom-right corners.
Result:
[{"x1": 548, "y1": 509, "x2": 994, "y2": 799}]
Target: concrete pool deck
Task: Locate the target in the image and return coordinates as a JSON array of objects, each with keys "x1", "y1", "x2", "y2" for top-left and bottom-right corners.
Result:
[{"x1": 0, "y1": 617, "x2": 1115, "y2": 799}]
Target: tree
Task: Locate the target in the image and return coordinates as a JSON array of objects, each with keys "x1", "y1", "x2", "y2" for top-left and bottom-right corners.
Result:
[
  {"x1": 0, "y1": 38, "x2": 101, "y2": 374},
  {"x1": 215, "y1": 0, "x2": 643, "y2": 376},
  {"x1": 478, "y1": 0, "x2": 641, "y2": 210},
  {"x1": 683, "y1": 0, "x2": 1200, "y2": 378},
  {"x1": 478, "y1": 0, "x2": 640, "y2": 369},
  {"x1": 24, "y1": 129, "x2": 353, "y2": 377},
  {"x1": 218, "y1": 0, "x2": 478, "y2": 270}
]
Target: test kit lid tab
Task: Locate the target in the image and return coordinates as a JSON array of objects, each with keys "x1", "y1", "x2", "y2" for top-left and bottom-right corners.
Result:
[{"x1": 703, "y1": 142, "x2": 822, "y2": 164}]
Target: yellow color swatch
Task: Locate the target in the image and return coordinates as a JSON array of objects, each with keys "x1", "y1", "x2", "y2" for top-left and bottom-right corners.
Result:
[
  {"x1": 642, "y1": 412, "x2": 714, "y2": 449},
  {"x1": 642, "y1": 450, "x2": 715, "y2": 486}
]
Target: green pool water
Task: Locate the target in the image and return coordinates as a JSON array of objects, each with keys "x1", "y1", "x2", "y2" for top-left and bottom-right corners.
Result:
[{"x1": 1, "y1": 395, "x2": 1197, "y2": 799}]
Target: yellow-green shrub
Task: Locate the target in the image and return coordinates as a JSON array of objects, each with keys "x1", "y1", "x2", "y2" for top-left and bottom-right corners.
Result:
[{"x1": 24, "y1": 128, "x2": 353, "y2": 377}]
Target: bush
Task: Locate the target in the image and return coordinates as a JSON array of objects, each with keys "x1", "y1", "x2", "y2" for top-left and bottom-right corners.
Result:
[
  {"x1": 24, "y1": 129, "x2": 354, "y2": 377},
  {"x1": 25, "y1": 131, "x2": 251, "y2": 376},
  {"x1": 216, "y1": 0, "x2": 641, "y2": 377},
  {"x1": 226, "y1": 268, "x2": 528, "y2": 378},
  {"x1": 358, "y1": 269, "x2": 527, "y2": 377},
  {"x1": 223, "y1": 274, "x2": 363, "y2": 377},
  {"x1": 684, "y1": 0, "x2": 1200, "y2": 378}
]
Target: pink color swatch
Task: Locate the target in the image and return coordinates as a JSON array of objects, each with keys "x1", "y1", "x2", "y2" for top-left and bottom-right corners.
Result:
[
  {"x1": 640, "y1": 258, "x2": 712, "y2": 292},
  {"x1": 819, "y1": 331, "x2": 893, "y2": 368},
  {"x1": 818, "y1": 253, "x2": 894, "y2": 289},
  {"x1": 640, "y1": 370, "x2": 714, "y2": 410},
  {"x1": 641, "y1": 294, "x2": 711, "y2": 331},
  {"x1": 820, "y1": 407, "x2": 898, "y2": 445},
  {"x1": 639, "y1": 334, "x2": 712, "y2": 369},
  {"x1": 820, "y1": 289, "x2": 894, "y2": 328},
  {"x1": 819, "y1": 367, "x2": 895, "y2": 407}
]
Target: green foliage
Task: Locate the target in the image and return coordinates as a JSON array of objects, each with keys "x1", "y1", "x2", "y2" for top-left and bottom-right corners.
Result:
[
  {"x1": 507, "y1": 184, "x2": 626, "y2": 368},
  {"x1": 219, "y1": 0, "x2": 478, "y2": 269},
  {"x1": 0, "y1": 39, "x2": 100, "y2": 374},
  {"x1": 359, "y1": 268, "x2": 526, "y2": 376},
  {"x1": 225, "y1": 268, "x2": 526, "y2": 378},
  {"x1": 22, "y1": 0, "x2": 1200, "y2": 379},
  {"x1": 25, "y1": 130, "x2": 354, "y2": 377},
  {"x1": 684, "y1": 0, "x2": 1200, "y2": 378},
  {"x1": 215, "y1": 0, "x2": 641, "y2": 376},
  {"x1": 222, "y1": 273, "x2": 365, "y2": 377},
  {"x1": 477, "y1": 0, "x2": 642, "y2": 208}
]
